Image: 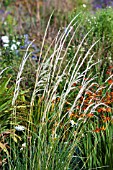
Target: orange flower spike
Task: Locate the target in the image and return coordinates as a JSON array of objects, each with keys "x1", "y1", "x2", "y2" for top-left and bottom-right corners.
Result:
[
  {"x1": 101, "y1": 114, "x2": 105, "y2": 119},
  {"x1": 97, "y1": 108, "x2": 103, "y2": 113},
  {"x1": 65, "y1": 101, "x2": 71, "y2": 105},
  {"x1": 80, "y1": 96, "x2": 84, "y2": 101},
  {"x1": 98, "y1": 107, "x2": 107, "y2": 112},
  {"x1": 106, "y1": 107, "x2": 111, "y2": 112},
  {"x1": 108, "y1": 79, "x2": 113, "y2": 85},
  {"x1": 100, "y1": 126, "x2": 106, "y2": 131},
  {"x1": 69, "y1": 113, "x2": 75, "y2": 118},
  {"x1": 104, "y1": 100, "x2": 111, "y2": 105},
  {"x1": 110, "y1": 92, "x2": 113, "y2": 96},
  {"x1": 92, "y1": 93, "x2": 97, "y2": 97},
  {"x1": 52, "y1": 99, "x2": 56, "y2": 103},
  {"x1": 87, "y1": 113, "x2": 94, "y2": 118},
  {"x1": 106, "y1": 117, "x2": 111, "y2": 121},
  {"x1": 106, "y1": 71, "x2": 112, "y2": 75},
  {"x1": 108, "y1": 66, "x2": 113, "y2": 69},
  {"x1": 96, "y1": 89, "x2": 103, "y2": 96},
  {"x1": 79, "y1": 86, "x2": 82, "y2": 89},
  {"x1": 80, "y1": 114, "x2": 86, "y2": 117},
  {"x1": 76, "y1": 105, "x2": 80, "y2": 110},
  {"x1": 103, "y1": 116, "x2": 111, "y2": 122},
  {"x1": 57, "y1": 97, "x2": 60, "y2": 102},
  {"x1": 106, "y1": 94, "x2": 111, "y2": 100},
  {"x1": 85, "y1": 91, "x2": 92, "y2": 95},
  {"x1": 72, "y1": 83, "x2": 76, "y2": 87},
  {"x1": 67, "y1": 108, "x2": 71, "y2": 111},
  {"x1": 93, "y1": 128, "x2": 101, "y2": 133},
  {"x1": 102, "y1": 107, "x2": 107, "y2": 112},
  {"x1": 82, "y1": 107, "x2": 87, "y2": 111},
  {"x1": 70, "y1": 113, "x2": 79, "y2": 118}
]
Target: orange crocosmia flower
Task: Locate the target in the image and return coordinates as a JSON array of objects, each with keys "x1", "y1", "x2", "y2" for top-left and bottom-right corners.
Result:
[
  {"x1": 69, "y1": 113, "x2": 75, "y2": 118},
  {"x1": 106, "y1": 71, "x2": 111, "y2": 75},
  {"x1": 80, "y1": 114, "x2": 85, "y2": 117},
  {"x1": 56, "y1": 97, "x2": 60, "y2": 102},
  {"x1": 93, "y1": 126, "x2": 106, "y2": 133},
  {"x1": 98, "y1": 107, "x2": 107, "y2": 112},
  {"x1": 92, "y1": 93, "x2": 97, "y2": 97},
  {"x1": 106, "y1": 107, "x2": 111, "y2": 112},
  {"x1": 69, "y1": 113, "x2": 79, "y2": 118},
  {"x1": 88, "y1": 95, "x2": 94, "y2": 99},
  {"x1": 67, "y1": 108, "x2": 71, "y2": 111},
  {"x1": 87, "y1": 113, "x2": 94, "y2": 118},
  {"x1": 76, "y1": 105, "x2": 80, "y2": 110},
  {"x1": 80, "y1": 96, "x2": 84, "y2": 101},
  {"x1": 104, "y1": 100, "x2": 111, "y2": 105},
  {"x1": 82, "y1": 107, "x2": 87, "y2": 111},
  {"x1": 65, "y1": 101, "x2": 71, "y2": 105},
  {"x1": 93, "y1": 128, "x2": 101, "y2": 133},
  {"x1": 100, "y1": 126, "x2": 106, "y2": 131},
  {"x1": 52, "y1": 99, "x2": 56, "y2": 103},
  {"x1": 108, "y1": 79, "x2": 113, "y2": 85},
  {"x1": 106, "y1": 94, "x2": 111, "y2": 100},
  {"x1": 108, "y1": 66, "x2": 113, "y2": 69},
  {"x1": 72, "y1": 83, "x2": 76, "y2": 87},
  {"x1": 110, "y1": 92, "x2": 113, "y2": 96},
  {"x1": 97, "y1": 108, "x2": 103, "y2": 113},
  {"x1": 101, "y1": 114, "x2": 105, "y2": 118},
  {"x1": 85, "y1": 91, "x2": 92, "y2": 95},
  {"x1": 79, "y1": 86, "x2": 82, "y2": 89},
  {"x1": 101, "y1": 107, "x2": 107, "y2": 112},
  {"x1": 103, "y1": 116, "x2": 110, "y2": 122}
]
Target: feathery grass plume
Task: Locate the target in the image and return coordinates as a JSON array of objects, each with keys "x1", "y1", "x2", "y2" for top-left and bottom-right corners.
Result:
[
  {"x1": 30, "y1": 13, "x2": 81, "y2": 122},
  {"x1": 12, "y1": 40, "x2": 34, "y2": 108},
  {"x1": 30, "y1": 12, "x2": 81, "y2": 105}
]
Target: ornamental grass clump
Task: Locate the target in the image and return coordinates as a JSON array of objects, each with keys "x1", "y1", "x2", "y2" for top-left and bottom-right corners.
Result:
[{"x1": 1, "y1": 14, "x2": 113, "y2": 169}]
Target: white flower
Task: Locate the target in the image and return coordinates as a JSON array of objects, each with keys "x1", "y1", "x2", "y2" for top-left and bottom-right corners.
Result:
[
  {"x1": 1, "y1": 36, "x2": 9, "y2": 43},
  {"x1": 20, "y1": 143, "x2": 26, "y2": 151},
  {"x1": 83, "y1": 4, "x2": 86, "y2": 8},
  {"x1": 70, "y1": 120, "x2": 76, "y2": 127},
  {"x1": 12, "y1": 40, "x2": 16, "y2": 43},
  {"x1": 3, "y1": 43, "x2": 9, "y2": 47},
  {"x1": 14, "y1": 125, "x2": 25, "y2": 131},
  {"x1": 4, "y1": 22, "x2": 7, "y2": 25},
  {"x1": 22, "y1": 143, "x2": 26, "y2": 148},
  {"x1": 16, "y1": 41, "x2": 20, "y2": 46},
  {"x1": 11, "y1": 44, "x2": 17, "y2": 50},
  {"x1": 92, "y1": 16, "x2": 96, "y2": 20}
]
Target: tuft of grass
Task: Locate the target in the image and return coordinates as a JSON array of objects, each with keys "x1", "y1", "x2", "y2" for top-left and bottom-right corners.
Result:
[{"x1": 0, "y1": 14, "x2": 113, "y2": 169}]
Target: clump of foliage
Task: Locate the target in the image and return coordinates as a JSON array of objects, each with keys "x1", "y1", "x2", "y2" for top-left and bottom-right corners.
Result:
[{"x1": 68, "y1": 7, "x2": 113, "y2": 81}]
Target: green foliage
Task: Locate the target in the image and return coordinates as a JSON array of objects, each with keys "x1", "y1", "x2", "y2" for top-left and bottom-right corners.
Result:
[
  {"x1": 68, "y1": 8, "x2": 113, "y2": 81},
  {"x1": 0, "y1": 76, "x2": 13, "y2": 132},
  {"x1": 3, "y1": 0, "x2": 15, "y2": 7},
  {"x1": 0, "y1": 2, "x2": 113, "y2": 169}
]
